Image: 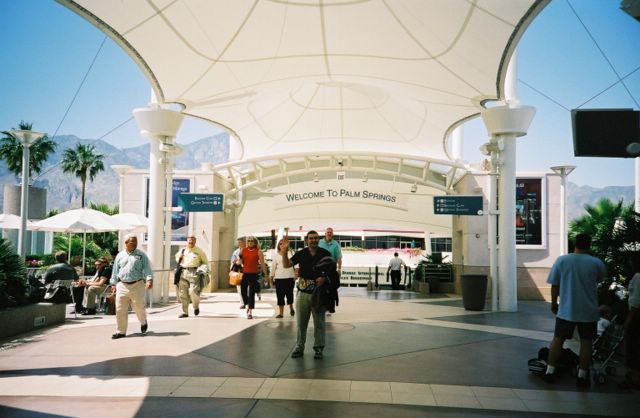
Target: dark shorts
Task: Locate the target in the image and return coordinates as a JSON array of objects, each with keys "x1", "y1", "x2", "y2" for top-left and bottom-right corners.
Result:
[{"x1": 554, "y1": 317, "x2": 597, "y2": 340}]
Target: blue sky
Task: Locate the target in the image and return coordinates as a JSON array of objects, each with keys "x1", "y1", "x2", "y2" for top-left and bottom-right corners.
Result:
[{"x1": 1, "y1": 0, "x2": 639, "y2": 187}]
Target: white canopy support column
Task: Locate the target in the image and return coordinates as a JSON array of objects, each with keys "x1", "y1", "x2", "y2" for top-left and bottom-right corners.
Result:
[
  {"x1": 163, "y1": 143, "x2": 182, "y2": 303},
  {"x1": 481, "y1": 105, "x2": 535, "y2": 312},
  {"x1": 133, "y1": 105, "x2": 184, "y2": 303}
]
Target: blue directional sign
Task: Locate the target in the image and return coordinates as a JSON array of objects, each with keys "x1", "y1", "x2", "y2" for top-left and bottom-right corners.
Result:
[
  {"x1": 433, "y1": 196, "x2": 483, "y2": 216},
  {"x1": 178, "y1": 193, "x2": 224, "y2": 212}
]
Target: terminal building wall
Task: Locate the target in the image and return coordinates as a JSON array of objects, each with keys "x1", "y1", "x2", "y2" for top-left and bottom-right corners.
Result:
[{"x1": 453, "y1": 171, "x2": 564, "y2": 301}]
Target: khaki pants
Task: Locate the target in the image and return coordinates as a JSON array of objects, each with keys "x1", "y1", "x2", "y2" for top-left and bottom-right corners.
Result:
[
  {"x1": 115, "y1": 280, "x2": 147, "y2": 334},
  {"x1": 84, "y1": 284, "x2": 106, "y2": 309},
  {"x1": 179, "y1": 269, "x2": 201, "y2": 314},
  {"x1": 295, "y1": 291, "x2": 326, "y2": 351}
]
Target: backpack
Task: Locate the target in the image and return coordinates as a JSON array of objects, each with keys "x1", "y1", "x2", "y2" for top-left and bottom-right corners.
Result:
[
  {"x1": 43, "y1": 283, "x2": 72, "y2": 304},
  {"x1": 528, "y1": 358, "x2": 547, "y2": 375},
  {"x1": 528, "y1": 347, "x2": 579, "y2": 375}
]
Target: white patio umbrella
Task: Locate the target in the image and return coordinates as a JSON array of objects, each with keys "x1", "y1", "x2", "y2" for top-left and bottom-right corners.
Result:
[
  {"x1": 32, "y1": 208, "x2": 134, "y2": 274},
  {"x1": 111, "y1": 213, "x2": 149, "y2": 232},
  {"x1": 0, "y1": 213, "x2": 36, "y2": 230}
]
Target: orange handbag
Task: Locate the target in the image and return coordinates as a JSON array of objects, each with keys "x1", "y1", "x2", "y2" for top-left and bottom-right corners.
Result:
[{"x1": 228, "y1": 271, "x2": 243, "y2": 286}]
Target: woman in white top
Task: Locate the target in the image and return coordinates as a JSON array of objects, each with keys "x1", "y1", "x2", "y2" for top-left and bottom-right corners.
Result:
[{"x1": 270, "y1": 239, "x2": 297, "y2": 318}]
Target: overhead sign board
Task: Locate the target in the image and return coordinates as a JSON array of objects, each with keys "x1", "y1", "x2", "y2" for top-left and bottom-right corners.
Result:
[
  {"x1": 433, "y1": 196, "x2": 483, "y2": 216},
  {"x1": 178, "y1": 193, "x2": 224, "y2": 212}
]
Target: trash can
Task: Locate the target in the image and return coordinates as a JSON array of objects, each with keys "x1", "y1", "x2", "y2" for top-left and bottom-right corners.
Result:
[{"x1": 460, "y1": 274, "x2": 488, "y2": 311}]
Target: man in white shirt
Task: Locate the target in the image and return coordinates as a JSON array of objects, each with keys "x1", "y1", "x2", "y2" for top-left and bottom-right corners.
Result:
[{"x1": 387, "y1": 252, "x2": 406, "y2": 290}]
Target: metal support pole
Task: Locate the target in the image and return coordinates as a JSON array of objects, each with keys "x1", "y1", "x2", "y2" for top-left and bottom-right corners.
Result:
[
  {"x1": 9, "y1": 130, "x2": 44, "y2": 259},
  {"x1": 488, "y1": 149, "x2": 498, "y2": 311},
  {"x1": 18, "y1": 145, "x2": 30, "y2": 258},
  {"x1": 163, "y1": 156, "x2": 174, "y2": 304},
  {"x1": 551, "y1": 166, "x2": 575, "y2": 255},
  {"x1": 559, "y1": 174, "x2": 567, "y2": 255}
]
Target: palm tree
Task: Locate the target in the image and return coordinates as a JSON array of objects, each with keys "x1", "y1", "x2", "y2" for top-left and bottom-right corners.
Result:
[
  {"x1": 0, "y1": 237, "x2": 27, "y2": 308},
  {"x1": 569, "y1": 198, "x2": 636, "y2": 279},
  {"x1": 569, "y1": 198, "x2": 638, "y2": 319},
  {"x1": 0, "y1": 121, "x2": 56, "y2": 182},
  {"x1": 61, "y1": 143, "x2": 105, "y2": 208}
]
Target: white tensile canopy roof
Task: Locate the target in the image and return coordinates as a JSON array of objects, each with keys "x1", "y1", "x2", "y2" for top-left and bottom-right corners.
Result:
[{"x1": 60, "y1": 0, "x2": 547, "y2": 170}]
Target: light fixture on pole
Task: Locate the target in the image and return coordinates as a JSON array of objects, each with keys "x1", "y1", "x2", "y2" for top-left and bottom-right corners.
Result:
[
  {"x1": 362, "y1": 172, "x2": 368, "y2": 182},
  {"x1": 9, "y1": 129, "x2": 45, "y2": 258},
  {"x1": 550, "y1": 165, "x2": 575, "y2": 255},
  {"x1": 313, "y1": 172, "x2": 319, "y2": 182},
  {"x1": 410, "y1": 182, "x2": 417, "y2": 193}
]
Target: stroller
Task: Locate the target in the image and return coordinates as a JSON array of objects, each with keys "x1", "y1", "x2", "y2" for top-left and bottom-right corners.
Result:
[{"x1": 591, "y1": 316, "x2": 625, "y2": 384}]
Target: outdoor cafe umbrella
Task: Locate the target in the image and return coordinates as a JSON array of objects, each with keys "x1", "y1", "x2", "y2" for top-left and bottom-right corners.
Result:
[
  {"x1": 32, "y1": 208, "x2": 134, "y2": 274},
  {"x1": 111, "y1": 213, "x2": 149, "y2": 233},
  {"x1": 0, "y1": 213, "x2": 36, "y2": 230}
]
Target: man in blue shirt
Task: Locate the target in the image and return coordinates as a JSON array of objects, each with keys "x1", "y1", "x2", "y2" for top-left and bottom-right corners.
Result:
[
  {"x1": 542, "y1": 233, "x2": 606, "y2": 387},
  {"x1": 110, "y1": 234, "x2": 154, "y2": 339},
  {"x1": 318, "y1": 227, "x2": 342, "y2": 274}
]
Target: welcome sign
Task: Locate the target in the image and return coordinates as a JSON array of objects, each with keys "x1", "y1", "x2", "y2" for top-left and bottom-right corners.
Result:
[{"x1": 274, "y1": 187, "x2": 407, "y2": 211}]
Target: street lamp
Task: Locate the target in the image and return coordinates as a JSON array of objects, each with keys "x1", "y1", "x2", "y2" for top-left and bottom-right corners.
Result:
[
  {"x1": 550, "y1": 165, "x2": 576, "y2": 255},
  {"x1": 8, "y1": 129, "x2": 45, "y2": 258}
]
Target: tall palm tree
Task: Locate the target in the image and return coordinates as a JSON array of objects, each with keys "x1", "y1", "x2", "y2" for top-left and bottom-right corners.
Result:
[
  {"x1": 61, "y1": 143, "x2": 105, "y2": 208},
  {"x1": 0, "y1": 121, "x2": 56, "y2": 182}
]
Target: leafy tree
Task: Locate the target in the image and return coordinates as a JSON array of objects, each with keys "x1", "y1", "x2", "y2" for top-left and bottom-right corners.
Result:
[
  {"x1": 0, "y1": 121, "x2": 56, "y2": 181},
  {"x1": 0, "y1": 237, "x2": 28, "y2": 308},
  {"x1": 569, "y1": 198, "x2": 639, "y2": 318},
  {"x1": 88, "y1": 202, "x2": 119, "y2": 256},
  {"x1": 49, "y1": 203, "x2": 120, "y2": 269},
  {"x1": 89, "y1": 202, "x2": 118, "y2": 216},
  {"x1": 569, "y1": 198, "x2": 636, "y2": 279},
  {"x1": 61, "y1": 143, "x2": 105, "y2": 207}
]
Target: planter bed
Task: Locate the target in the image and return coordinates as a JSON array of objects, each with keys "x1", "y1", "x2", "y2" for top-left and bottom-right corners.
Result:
[{"x1": 0, "y1": 303, "x2": 66, "y2": 340}]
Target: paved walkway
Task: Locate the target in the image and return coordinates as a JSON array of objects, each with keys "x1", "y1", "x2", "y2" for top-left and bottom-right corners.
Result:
[{"x1": 0, "y1": 288, "x2": 638, "y2": 417}]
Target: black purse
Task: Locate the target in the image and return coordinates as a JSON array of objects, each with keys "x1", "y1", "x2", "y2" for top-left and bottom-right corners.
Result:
[{"x1": 174, "y1": 249, "x2": 185, "y2": 285}]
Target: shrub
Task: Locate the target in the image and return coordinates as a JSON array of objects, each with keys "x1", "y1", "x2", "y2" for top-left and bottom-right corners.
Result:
[{"x1": 0, "y1": 237, "x2": 28, "y2": 308}]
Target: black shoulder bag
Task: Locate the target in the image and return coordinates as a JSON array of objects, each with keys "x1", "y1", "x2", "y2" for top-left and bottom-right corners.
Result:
[{"x1": 174, "y1": 249, "x2": 185, "y2": 285}]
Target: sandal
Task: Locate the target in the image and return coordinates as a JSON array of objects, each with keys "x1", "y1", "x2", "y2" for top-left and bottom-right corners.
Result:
[
  {"x1": 247, "y1": 314, "x2": 253, "y2": 319},
  {"x1": 276, "y1": 314, "x2": 283, "y2": 318}
]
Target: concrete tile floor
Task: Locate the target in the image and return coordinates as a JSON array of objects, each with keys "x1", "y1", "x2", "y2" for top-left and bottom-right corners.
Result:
[{"x1": 0, "y1": 288, "x2": 638, "y2": 417}]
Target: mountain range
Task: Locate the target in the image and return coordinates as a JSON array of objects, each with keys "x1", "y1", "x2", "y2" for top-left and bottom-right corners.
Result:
[
  {"x1": 0, "y1": 134, "x2": 635, "y2": 220},
  {"x1": 0, "y1": 132, "x2": 230, "y2": 212}
]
